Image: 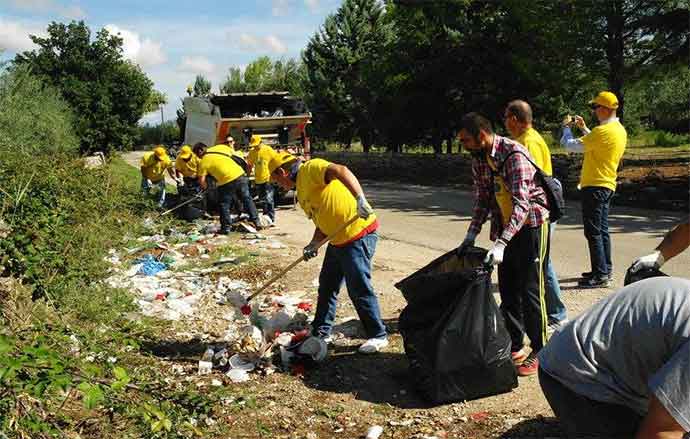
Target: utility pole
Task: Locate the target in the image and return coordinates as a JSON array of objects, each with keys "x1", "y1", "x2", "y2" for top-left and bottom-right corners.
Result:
[{"x1": 159, "y1": 104, "x2": 164, "y2": 144}]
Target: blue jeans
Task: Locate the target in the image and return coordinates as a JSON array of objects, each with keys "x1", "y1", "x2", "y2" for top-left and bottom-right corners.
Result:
[
  {"x1": 217, "y1": 176, "x2": 258, "y2": 232},
  {"x1": 141, "y1": 177, "x2": 166, "y2": 206},
  {"x1": 256, "y1": 183, "x2": 275, "y2": 221},
  {"x1": 312, "y1": 232, "x2": 387, "y2": 340},
  {"x1": 545, "y1": 222, "x2": 567, "y2": 324},
  {"x1": 581, "y1": 186, "x2": 613, "y2": 277}
]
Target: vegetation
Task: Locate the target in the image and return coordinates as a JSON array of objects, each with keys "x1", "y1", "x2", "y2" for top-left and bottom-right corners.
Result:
[{"x1": 13, "y1": 21, "x2": 155, "y2": 154}]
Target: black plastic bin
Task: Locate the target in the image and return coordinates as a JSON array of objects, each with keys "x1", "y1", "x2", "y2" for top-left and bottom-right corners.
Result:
[{"x1": 395, "y1": 247, "x2": 518, "y2": 404}]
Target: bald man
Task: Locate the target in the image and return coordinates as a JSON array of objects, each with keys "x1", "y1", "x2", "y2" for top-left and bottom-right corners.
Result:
[{"x1": 504, "y1": 100, "x2": 566, "y2": 333}]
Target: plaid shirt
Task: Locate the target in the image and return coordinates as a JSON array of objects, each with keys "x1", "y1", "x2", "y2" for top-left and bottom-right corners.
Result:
[{"x1": 468, "y1": 134, "x2": 549, "y2": 243}]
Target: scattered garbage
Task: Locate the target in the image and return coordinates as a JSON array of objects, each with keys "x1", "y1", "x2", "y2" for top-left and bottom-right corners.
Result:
[
  {"x1": 136, "y1": 254, "x2": 167, "y2": 276},
  {"x1": 198, "y1": 348, "x2": 214, "y2": 375},
  {"x1": 366, "y1": 425, "x2": 384, "y2": 439},
  {"x1": 227, "y1": 369, "x2": 250, "y2": 383}
]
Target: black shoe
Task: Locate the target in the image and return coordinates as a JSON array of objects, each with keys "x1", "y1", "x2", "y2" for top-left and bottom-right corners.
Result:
[
  {"x1": 219, "y1": 228, "x2": 230, "y2": 235},
  {"x1": 581, "y1": 271, "x2": 612, "y2": 280},
  {"x1": 578, "y1": 275, "x2": 611, "y2": 288}
]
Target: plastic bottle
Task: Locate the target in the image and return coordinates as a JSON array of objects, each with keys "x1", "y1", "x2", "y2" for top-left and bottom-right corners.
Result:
[{"x1": 198, "y1": 347, "x2": 214, "y2": 375}]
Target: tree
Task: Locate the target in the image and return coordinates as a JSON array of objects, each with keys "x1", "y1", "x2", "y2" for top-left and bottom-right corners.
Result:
[
  {"x1": 303, "y1": 0, "x2": 394, "y2": 152},
  {"x1": 193, "y1": 75, "x2": 212, "y2": 97},
  {"x1": 144, "y1": 90, "x2": 167, "y2": 114},
  {"x1": 14, "y1": 21, "x2": 154, "y2": 154},
  {"x1": 219, "y1": 57, "x2": 307, "y2": 95}
]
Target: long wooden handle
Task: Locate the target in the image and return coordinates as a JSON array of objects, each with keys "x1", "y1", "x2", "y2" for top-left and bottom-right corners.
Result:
[
  {"x1": 247, "y1": 214, "x2": 360, "y2": 301},
  {"x1": 159, "y1": 190, "x2": 207, "y2": 217}
]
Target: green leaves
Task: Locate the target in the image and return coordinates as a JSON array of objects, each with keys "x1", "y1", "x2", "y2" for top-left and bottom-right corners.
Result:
[
  {"x1": 77, "y1": 382, "x2": 104, "y2": 410},
  {"x1": 110, "y1": 366, "x2": 130, "y2": 391}
]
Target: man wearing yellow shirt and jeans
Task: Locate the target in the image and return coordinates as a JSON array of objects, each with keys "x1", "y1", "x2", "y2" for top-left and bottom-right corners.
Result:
[
  {"x1": 194, "y1": 142, "x2": 261, "y2": 234},
  {"x1": 269, "y1": 152, "x2": 388, "y2": 354},
  {"x1": 504, "y1": 100, "x2": 567, "y2": 332},
  {"x1": 141, "y1": 146, "x2": 176, "y2": 207},
  {"x1": 561, "y1": 91, "x2": 627, "y2": 288},
  {"x1": 246, "y1": 135, "x2": 278, "y2": 224},
  {"x1": 175, "y1": 145, "x2": 201, "y2": 192}
]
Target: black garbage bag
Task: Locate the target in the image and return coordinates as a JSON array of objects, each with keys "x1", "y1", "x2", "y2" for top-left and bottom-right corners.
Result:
[
  {"x1": 396, "y1": 247, "x2": 518, "y2": 404},
  {"x1": 175, "y1": 184, "x2": 206, "y2": 221},
  {"x1": 624, "y1": 265, "x2": 668, "y2": 286}
]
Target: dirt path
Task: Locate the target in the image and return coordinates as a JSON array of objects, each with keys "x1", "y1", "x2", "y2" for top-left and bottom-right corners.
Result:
[{"x1": 121, "y1": 151, "x2": 689, "y2": 437}]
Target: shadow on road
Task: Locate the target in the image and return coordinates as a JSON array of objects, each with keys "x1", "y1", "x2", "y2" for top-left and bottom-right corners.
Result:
[{"x1": 499, "y1": 416, "x2": 564, "y2": 438}]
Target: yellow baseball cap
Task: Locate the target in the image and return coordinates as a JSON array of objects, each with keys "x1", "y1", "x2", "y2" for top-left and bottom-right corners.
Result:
[
  {"x1": 589, "y1": 91, "x2": 619, "y2": 109},
  {"x1": 268, "y1": 151, "x2": 296, "y2": 175},
  {"x1": 153, "y1": 146, "x2": 166, "y2": 158},
  {"x1": 178, "y1": 145, "x2": 192, "y2": 159},
  {"x1": 249, "y1": 134, "x2": 262, "y2": 147}
]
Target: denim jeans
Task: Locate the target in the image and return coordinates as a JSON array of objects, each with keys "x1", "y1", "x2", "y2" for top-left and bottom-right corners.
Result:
[
  {"x1": 581, "y1": 186, "x2": 614, "y2": 277},
  {"x1": 217, "y1": 176, "x2": 259, "y2": 232},
  {"x1": 256, "y1": 183, "x2": 275, "y2": 221},
  {"x1": 546, "y1": 221, "x2": 567, "y2": 324},
  {"x1": 539, "y1": 368, "x2": 641, "y2": 438},
  {"x1": 312, "y1": 232, "x2": 387, "y2": 340},
  {"x1": 141, "y1": 177, "x2": 166, "y2": 206}
]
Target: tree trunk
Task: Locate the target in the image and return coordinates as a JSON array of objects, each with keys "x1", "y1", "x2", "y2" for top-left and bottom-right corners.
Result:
[
  {"x1": 445, "y1": 135, "x2": 453, "y2": 154},
  {"x1": 432, "y1": 134, "x2": 442, "y2": 154},
  {"x1": 606, "y1": 0, "x2": 626, "y2": 121}
]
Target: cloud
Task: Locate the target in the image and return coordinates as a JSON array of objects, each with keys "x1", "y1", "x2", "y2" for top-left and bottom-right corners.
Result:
[
  {"x1": 104, "y1": 24, "x2": 166, "y2": 67},
  {"x1": 272, "y1": 0, "x2": 290, "y2": 16},
  {"x1": 304, "y1": 0, "x2": 320, "y2": 12},
  {"x1": 237, "y1": 33, "x2": 288, "y2": 54},
  {"x1": 1, "y1": 0, "x2": 86, "y2": 19},
  {"x1": 179, "y1": 56, "x2": 215, "y2": 76},
  {"x1": 0, "y1": 18, "x2": 44, "y2": 52}
]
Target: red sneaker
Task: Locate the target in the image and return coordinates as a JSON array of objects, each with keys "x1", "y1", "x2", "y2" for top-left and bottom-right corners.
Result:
[
  {"x1": 517, "y1": 354, "x2": 539, "y2": 377},
  {"x1": 511, "y1": 348, "x2": 528, "y2": 366}
]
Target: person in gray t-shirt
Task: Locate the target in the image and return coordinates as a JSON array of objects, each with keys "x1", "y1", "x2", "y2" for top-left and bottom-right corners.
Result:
[{"x1": 538, "y1": 277, "x2": 690, "y2": 438}]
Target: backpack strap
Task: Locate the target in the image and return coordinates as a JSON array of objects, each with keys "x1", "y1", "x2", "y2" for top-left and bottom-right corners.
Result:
[{"x1": 496, "y1": 149, "x2": 549, "y2": 209}]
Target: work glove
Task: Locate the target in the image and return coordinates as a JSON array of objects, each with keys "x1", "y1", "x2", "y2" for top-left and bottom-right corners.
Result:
[
  {"x1": 484, "y1": 239, "x2": 507, "y2": 266},
  {"x1": 630, "y1": 250, "x2": 665, "y2": 273},
  {"x1": 356, "y1": 194, "x2": 374, "y2": 220},
  {"x1": 456, "y1": 234, "x2": 476, "y2": 257},
  {"x1": 143, "y1": 179, "x2": 153, "y2": 190},
  {"x1": 303, "y1": 243, "x2": 318, "y2": 261}
]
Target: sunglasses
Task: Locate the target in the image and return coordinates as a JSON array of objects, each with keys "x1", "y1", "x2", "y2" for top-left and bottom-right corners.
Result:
[{"x1": 590, "y1": 104, "x2": 601, "y2": 110}]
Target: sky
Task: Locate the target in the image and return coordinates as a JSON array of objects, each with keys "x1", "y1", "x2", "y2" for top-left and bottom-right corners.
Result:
[{"x1": 0, "y1": 0, "x2": 341, "y2": 123}]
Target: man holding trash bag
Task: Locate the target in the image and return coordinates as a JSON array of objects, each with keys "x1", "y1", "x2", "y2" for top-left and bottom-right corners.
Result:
[
  {"x1": 269, "y1": 152, "x2": 388, "y2": 354},
  {"x1": 457, "y1": 112, "x2": 551, "y2": 377}
]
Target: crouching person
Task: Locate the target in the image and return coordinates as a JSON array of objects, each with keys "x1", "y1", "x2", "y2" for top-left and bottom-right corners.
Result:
[
  {"x1": 141, "y1": 146, "x2": 175, "y2": 207},
  {"x1": 538, "y1": 277, "x2": 690, "y2": 438},
  {"x1": 269, "y1": 152, "x2": 388, "y2": 354}
]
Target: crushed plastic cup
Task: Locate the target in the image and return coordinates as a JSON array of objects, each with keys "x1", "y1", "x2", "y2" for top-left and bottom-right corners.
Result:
[
  {"x1": 227, "y1": 368, "x2": 250, "y2": 383},
  {"x1": 228, "y1": 354, "x2": 255, "y2": 372},
  {"x1": 198, "y1": 348, "x2": 214, "y2": 375},
  {"x1": 366, "y1": 425, "x2": 384, "y2": 439}
]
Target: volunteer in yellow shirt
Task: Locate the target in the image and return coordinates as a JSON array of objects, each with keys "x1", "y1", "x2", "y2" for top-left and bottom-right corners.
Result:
[
  {"x1": 504, "y1": 99, "x2": 566, "y2": 332},
  {"x1": 560, "y1": 91, "x2": 627, "y2": 288},
  {"x1": 193, "y1": 142, "x2": 261, "y2": 234},
  {"x1": 175, "y1": 145, "x2": 201, "y2": 191},
  {"x1": 140, "y1": 146, "x2": 176, "y2": 207},
  {"x1": 246, "y1": 135, "x2": 278, "y2": 224},
  {"x1": 269, "y1": 153, "x2": 388, "y2": 354}
]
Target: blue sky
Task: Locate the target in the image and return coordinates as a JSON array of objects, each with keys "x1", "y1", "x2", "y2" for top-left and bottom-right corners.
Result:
[{"x1": 0, "y1": 0, "x2": 341, "y2": 123}]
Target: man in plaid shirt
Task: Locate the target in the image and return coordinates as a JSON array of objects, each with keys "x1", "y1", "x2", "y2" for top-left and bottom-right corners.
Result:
[{"x1": 456, "y1": 112, "x2": 551, "y2": 377}]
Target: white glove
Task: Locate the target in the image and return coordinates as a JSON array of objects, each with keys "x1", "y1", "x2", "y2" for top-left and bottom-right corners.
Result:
[
  {"x1": 630, "y1": 250, "x2": 665, "y2": 272},
  {"x1": 356, "y1": 194, "x2": 374, "y2": 220},
  {"x1": 484, "y1": 239, "x2": 507, "y2": 266},
  {"x1": 143, "y1": 179, "x2": 152, "y2": 189}
]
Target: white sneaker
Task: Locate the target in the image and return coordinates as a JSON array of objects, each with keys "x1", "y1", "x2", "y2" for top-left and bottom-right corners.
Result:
[{"x1": 358, "y1": 337, "x2": 388, "y2": 354}]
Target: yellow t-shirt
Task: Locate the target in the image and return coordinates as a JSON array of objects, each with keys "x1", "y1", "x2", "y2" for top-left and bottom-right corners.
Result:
[
  {"x1": 580, "y1": 120, "x2": 627, "y2": 191},
  {"x1": 141, "y1": 151, "x2": 171, "y2": 183},
  {"x1": 175, "y1": 154, "x2": 199, "y2": 178},
  {"x1": 487, "y1": 156, "x2": 512, "y2": 227},
  {"x1": 198, "y1": 145, "x2": 245, "y2": 186},
  {"x1": 247, "y1": 144, "x2": 277, "y2": 184},
  {"x1": 516, "y1": 127, "x2": 553, "y2": 176},
  {"x1": 296, "y1": 159, "x2": 377, "y2": 246}
]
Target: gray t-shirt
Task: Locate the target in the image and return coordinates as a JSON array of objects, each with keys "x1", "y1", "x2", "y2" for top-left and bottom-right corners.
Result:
[{"x1": 539, "y1": 277, "x2": 690, "y2": 431}]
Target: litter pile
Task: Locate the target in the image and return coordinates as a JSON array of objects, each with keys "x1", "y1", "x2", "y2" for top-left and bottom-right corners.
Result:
[{"x1": 104, "y1": 216, "x2": 330, "y2": 382}]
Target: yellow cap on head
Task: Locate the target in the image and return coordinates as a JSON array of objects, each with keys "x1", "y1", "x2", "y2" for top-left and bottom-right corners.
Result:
[
  {"x1": 178, "y1": 145, "x2": 192, "y2": 159},
  {"x1": 589, "y1": 91, "x2": 619, "y2": 110},
  {"x1": 153, "y1": 146, "x2": 166, "y2": 158},
  {"x1": 249, "y1": 135, "x2": 262, "y2": 147},
  {"x1": 268, "y1": 151, "x2": 296, "y2": 175}
]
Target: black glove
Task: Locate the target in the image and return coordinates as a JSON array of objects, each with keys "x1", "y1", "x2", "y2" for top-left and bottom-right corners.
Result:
[{"x1": 303, "y1": 243, "x2": 318, "y2": 261}]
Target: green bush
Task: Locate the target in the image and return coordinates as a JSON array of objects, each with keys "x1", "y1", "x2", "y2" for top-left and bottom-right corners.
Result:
[{"x1": 655, "y1": 131, "x2": 690, "y2": 148}]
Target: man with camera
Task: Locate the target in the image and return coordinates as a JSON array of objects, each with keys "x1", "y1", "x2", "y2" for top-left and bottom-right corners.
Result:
[{"x1": 560, "y1": 91, "x2": 627, "y2": 288}]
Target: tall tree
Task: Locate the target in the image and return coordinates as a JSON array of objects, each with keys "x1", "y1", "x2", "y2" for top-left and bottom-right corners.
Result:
[
  {"x1": 193, "y1": 75, "x2": 212, "y2": 97},
  {"x1": 14, "y1": 21, "x2": 154, "y2": 154},
  {"x1": 219, "y1": 57, "x2": 306, "y2": 95},
  {"x1": 143, "y1": 90, "x2": 167, "y2": 114},
  {"x1": 303, "y1": 0, "x2": 394, "y2": 152}
]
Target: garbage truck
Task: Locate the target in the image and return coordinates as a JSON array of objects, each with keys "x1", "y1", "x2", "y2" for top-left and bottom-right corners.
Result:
[{"x1": 183, "y1": 91, "x2": 312, "y2": 156}]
